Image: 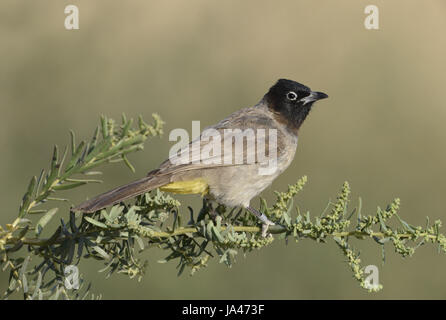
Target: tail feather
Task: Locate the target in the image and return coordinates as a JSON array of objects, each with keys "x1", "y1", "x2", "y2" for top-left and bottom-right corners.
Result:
[{"x1": 73, "y1": 175, "x2": 170, "y2": 213}]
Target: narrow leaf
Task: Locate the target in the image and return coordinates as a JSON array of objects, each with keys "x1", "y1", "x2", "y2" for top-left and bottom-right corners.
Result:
[
  {"x1": 35, "y1": 208, "x2": 59, "y2": 236},
  {"x1": 19, "y1": 176, "x2": 37, "y2": 217},
  {"x1": 53, "y1": 181, "x2": 87, "y2": 190},
  {"x1": 84, "y1": 216, "x2": 108, "y2": 228}
]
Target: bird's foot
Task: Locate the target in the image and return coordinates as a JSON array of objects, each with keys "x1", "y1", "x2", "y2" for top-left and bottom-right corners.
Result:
[
  {"x1": 261, "y1": 220, "x2": 275, "y2": 238},
  {"x1": 246, "y1": 206, "x2": 275, "y2": 238}
]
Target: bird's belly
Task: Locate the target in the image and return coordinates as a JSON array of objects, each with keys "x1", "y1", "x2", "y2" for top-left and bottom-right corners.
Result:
[
  {"x1": 158, "y1": 166, "x2": 277, "y2": 207},
  {"x1": 204, "y1": 160, "x2": 290, "y2": 207},
  {"x1": 160, "y1": 135, "x2": 298, "y2": 208}
]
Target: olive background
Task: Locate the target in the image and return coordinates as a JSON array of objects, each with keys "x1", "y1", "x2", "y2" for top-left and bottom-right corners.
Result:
[{"x1": 1, "y1": 0, "x2": 446, "y2": 299}]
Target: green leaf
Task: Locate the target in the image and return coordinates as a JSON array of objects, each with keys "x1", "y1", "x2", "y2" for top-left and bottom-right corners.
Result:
[
  {"x1": 22, "y1": 273, "x2": 28, "y2": 294},
  {"x1": 122, "y1": 154, "x2": 135, "y2": 172},
  {"x1": 84, "y1": 216, "x2": 108, "y2": 229},
  {"x1": 286, "y1": 198, "x2": 294, "y2": 215},
  {"x1": 35, "y1": 169, "x2": 45, "y2": 197},
  {"x1": 42, "y1": 145, "x2": 60, "y2": 193},
  {"x1": 395, "y1": 213, "x2": 416, "y2": 233},
  {"x1": 83, "y1": 171, "x2": 102, "y2": 176},
  {"x1": 92, "y1": 246, "x2": 110, "y2": 259},
  {"x1": 134, "y1": 235, "x2": 145, "y2": 250},
  {"x1": 19, "y1": 176, "x2": 37, "y2": 218},
  {"x1": 35, "y1": 208, "x2": 59, "y2": 236},
  {"x1": 211, "y1": 226, "x2": 225, "y2": 243},
  {"x1": 65, "y1": 141, "x2": 86, "y2": 172},
  {"x1": 101, "y1": 115, "x2": 108, "y2": 138},
  {"x1": 31, "y1": 272, "x2": 43, "y2": 300},
  {"x1": 59, "y1": 146, "x2": 68, "y2": 175},
  {"x1": 19, "y1": 256, "x2": 30, "y2": 280},
  {"x1": 377, "y1": 209, "x2": 387, "y2": 232},
  {"x1": 70, "y1": 129, "x2": 76, "y2": 155},
  {"x1": 28, "y1": 210, "x2": 48, "y2": 215},
  {"x1": 121, "y1": 117, "x2": 133, "y2": 138},
  {"x1": 90, "y1": 126, "x2": 100, "y2": 150},
  {"x1": 53, "y1": 181, "x2": 87, "y2": 190}
]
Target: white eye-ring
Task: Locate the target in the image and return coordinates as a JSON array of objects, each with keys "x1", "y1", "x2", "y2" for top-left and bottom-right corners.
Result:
[{"x1": 286, "y1": 91, "x2": 298, "y2": 101}]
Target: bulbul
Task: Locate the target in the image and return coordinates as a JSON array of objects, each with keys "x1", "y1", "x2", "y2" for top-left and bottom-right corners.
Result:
[{"x1": 74, "y1": 79, "x2": 328, "y2": 235}]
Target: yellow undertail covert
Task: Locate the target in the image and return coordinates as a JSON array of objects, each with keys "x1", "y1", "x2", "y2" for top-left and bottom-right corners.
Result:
[{"x1": 159, "y1": 178, "x2": 209, "y2": 196}]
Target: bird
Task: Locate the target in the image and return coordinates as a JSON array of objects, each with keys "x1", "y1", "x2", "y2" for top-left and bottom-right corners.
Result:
[{"x1": 74, "y1": 79, "x2": 328, "y2": 236}]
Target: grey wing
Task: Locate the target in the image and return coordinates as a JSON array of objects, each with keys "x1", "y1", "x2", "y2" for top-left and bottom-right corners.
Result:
[{"x1": 149, "y1": 107, "x2": 282, "y2": 177}]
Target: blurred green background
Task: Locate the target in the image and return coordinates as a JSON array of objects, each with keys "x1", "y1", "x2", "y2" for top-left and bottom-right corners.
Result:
[{"x1": 1, "y1": 0, "x2": 446, "y2": 299}]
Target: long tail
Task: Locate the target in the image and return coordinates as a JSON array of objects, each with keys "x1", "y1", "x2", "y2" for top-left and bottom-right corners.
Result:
[{"x1": 73, "y1": 174, "x2": 170, "y2": 213}]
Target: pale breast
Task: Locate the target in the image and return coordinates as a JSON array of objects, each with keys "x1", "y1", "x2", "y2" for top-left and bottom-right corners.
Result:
[{"x1": 204, "y1": 128, "x2": 298, "y2": 208}]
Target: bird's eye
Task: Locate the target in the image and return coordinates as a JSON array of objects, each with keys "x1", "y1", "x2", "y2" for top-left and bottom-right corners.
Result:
[{"x1": 286, "y1": 91, "x2": 298, "y2": 101}]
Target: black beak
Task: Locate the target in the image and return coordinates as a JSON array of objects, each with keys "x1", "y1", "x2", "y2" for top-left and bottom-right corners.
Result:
[
  {"x1": 312, "y1": 91, "x2": 328, "y2": 101},
  {"x1": 301, "y1": 91, "x2": 328, "y2": 105}
]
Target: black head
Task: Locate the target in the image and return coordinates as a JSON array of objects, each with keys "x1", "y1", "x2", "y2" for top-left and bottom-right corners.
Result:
[{"x1": 264, "y1": 79, "x2": 328, "y2": 132}]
